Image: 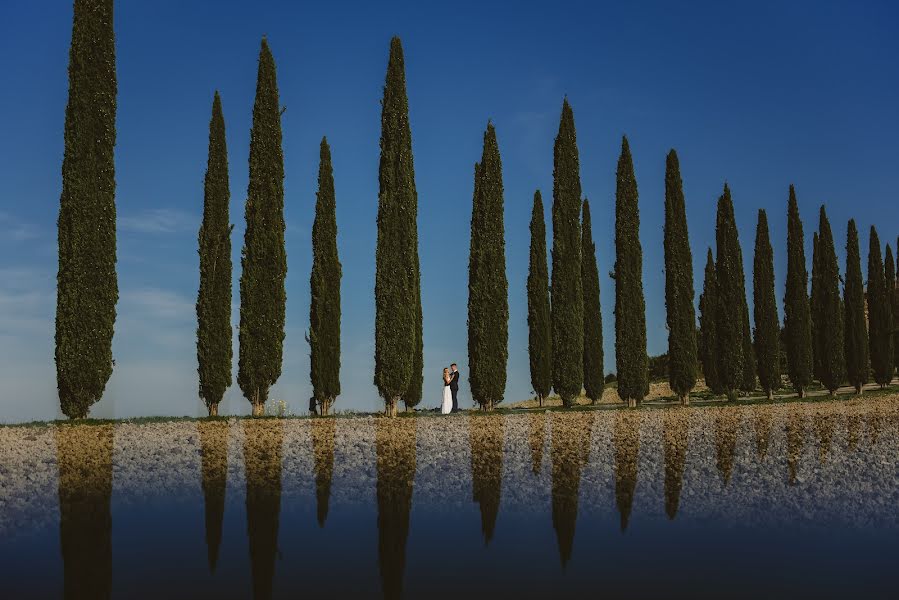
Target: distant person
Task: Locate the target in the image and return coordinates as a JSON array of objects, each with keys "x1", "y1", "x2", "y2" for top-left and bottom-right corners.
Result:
[
  {"x1": 441, "y1": 368, "x2": 453, "y2": 415},
  {"x1": 450, "y1": 363, "x2": 460, "y2": 412}
]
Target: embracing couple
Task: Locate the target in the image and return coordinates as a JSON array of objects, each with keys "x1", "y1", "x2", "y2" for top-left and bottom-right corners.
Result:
[{"x1": 441, "y1": 363, "x2": 460, "y2": 415}]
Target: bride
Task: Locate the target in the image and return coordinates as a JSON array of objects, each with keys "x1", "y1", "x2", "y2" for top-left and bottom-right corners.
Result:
[{"x1": 441, "y1": 368, "x2": 453, "y2": 415}]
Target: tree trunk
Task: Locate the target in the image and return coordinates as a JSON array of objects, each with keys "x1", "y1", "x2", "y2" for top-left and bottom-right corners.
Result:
[
  {"x1": 252, "y1": 403, "x2": 264, "y2": 416},
  {"x1": 855, "y1": 384, "x2": 862, "y2": 395},
  {"x1": 385, "y1": 397, "x2": 399, "y2": 418},
  {"x1": 208, "y1": 403, "x2": 219, "y2": 417},
  {"x1": 627, "y1": 398, "x2": 637, "y2": 408},
  {"x1": 679, "y1": 394, "x2": 690, "y2": 406},
  {"x1": 766, "y1": 389, "x2": 774, "y2": 401},
  {"x1": 797, "y1": 387, "x2": 805, "y2": 399}
]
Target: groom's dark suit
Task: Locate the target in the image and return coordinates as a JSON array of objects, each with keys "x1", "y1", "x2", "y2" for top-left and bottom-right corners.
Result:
[{"x1": 450, "y1": 369, "x2": 460, "y2": 412}]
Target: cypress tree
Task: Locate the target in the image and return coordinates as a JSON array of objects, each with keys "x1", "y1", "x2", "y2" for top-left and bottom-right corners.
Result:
[
  {"x1": 374, "y1": 37, "x2": 420, "y2": 417},
  {"x1": 783, "y1": 186, "x2": 813, "y2": 396},
  {"x1": 527, "y1": 191, "x2": 552, "y2": 406},
  {"x1": 753, "y1": 210, "x2": 780, "y2": 400},
  {"x1": 815, "y1": 206, "x2": 844, "y2": 394},
  {"x1": 698, "y1": 249, "x2": 723, "y2": 395},
  {"x1": 613, "y1": 136, "x2": 648, "y2": 406},
  {"x1": 810, "y1": 232, "x2": 821, "y2": 381},
  {"x1": 867, "y1": 227, "x2": 893, "y2": 387},
  {"x1": 238, "y1": 38, "x2": 287, "y2": 416},
  {"x1": 55, "y1": 0, "x2": 118, "y2": 419},
  {"x1": 891, "y1": 240, "x2": 899, "y2": 376},
  {"x1": 714, "y1": 184, "x2": 747, "y2": 400},
  {"x1": 843, "y1": 220, "x2": 868, "y2": 394},
  {"x1": 740, "y1": 300, "x2": 756, "y2": 394},
  {"x1": 662, "y1": 150, "x2": 697, "y2": 404},
  {"x1": 581, "y1": 199, "x2": 604, "y2": 404},
  {"x1": 197, "y1": 92, "x2": 233, "y2": 417},
  {"x1": 467, "y1": 123, "x2": 508, "y2": 411},
  {"x1": 550, "y1": 99, "x2": 583, "y2": 407},
  {"x1": 884, "y1": 244, "x2": 896, "y2": 383},
  {"x1": 309, "y1": 138, "x2": 342, "y2": 416}
]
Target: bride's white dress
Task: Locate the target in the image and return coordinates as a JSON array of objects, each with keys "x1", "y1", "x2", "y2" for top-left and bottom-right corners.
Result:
[{"x1": 441, "y1": 382, "x2": 453, "y2": 414}]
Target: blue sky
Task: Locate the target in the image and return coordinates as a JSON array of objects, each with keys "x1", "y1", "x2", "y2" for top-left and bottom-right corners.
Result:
[{"x1": 0, "y1": 0, "x2": 897, "y2": 422}]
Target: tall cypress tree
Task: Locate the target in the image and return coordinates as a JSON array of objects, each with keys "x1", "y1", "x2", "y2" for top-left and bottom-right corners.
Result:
[
  {"x1": 740, "y1": 299, "x2": 756, "y2": 394},
  {"x1": 197, "y1": 92, "x2": 233, "y2": 417},
  {"x1": 753, "y1": 210, "x2": 780, "y2": 400},
  {"x1": 698, "y1": 249, "x2": 723, "y2": 395},
  {"x1": 467, "y1": 123, "x2": 508, "y2": 411},
  {"x1": 884, "y1": 244, "x2": 896, "y2": 383},
  {"x1": 714, "y1": 184, "x2": 747, "y2": 400},
  {"x1": 783, "y1": 186, "x2": 813, "y2": 397},
  {"x1": 527, "y1": 191, "x2": 552, "y2": 406},
  {"x1": 810, "y1": 232, "x2": 822, "y2": 382},
  {"x1": 374, "y1": 37, "x2": 419, "y2": 417},
  {"x1": 614, "y1": 136, "x2": 648, "y2": 407},
  {"x1": 663, "y1": 150, "x2": 697, "y2": 404},
  {"x1": 56, "y1": 0, "x2": 118, "y2": 419},
  {"x1": 844, "y1": 220, "x2": 868, "y2": 394},
  {"x1": 550, "y1": 99, "x2": 583, "y2": 408},
  {"x1": 582, "y1": 199, "x2": 604, "y2": 404},
  {"x1": 891, "y1": 240, "x2": 899, "y2": 376},
  {"x1": 815, "y1": 206, "x2": 844, "y2": 394},
  {"x1": 309, "y1": 138, "x2": 342, "y2": 416},
  {"x1": 238, "y1": 38, "x2": 287, "y2": 416},
  {"x1": 868, "y1": 227, "x2": 893, "y2": 387}
]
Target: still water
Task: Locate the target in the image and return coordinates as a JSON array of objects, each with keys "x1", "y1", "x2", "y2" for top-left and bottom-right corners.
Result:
[{"x1": 0, "y1": 401, "x2": 897, "y2": 599}]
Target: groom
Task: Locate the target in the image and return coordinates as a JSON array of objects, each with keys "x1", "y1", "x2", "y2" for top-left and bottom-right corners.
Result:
[{"x1": 450, "y1": 363, "x2": 460, "y2": 412}]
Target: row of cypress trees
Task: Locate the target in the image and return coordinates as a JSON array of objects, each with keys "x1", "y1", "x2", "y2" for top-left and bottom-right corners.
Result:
[{"x1": 55, "y1": 2, "x2": 895, "y2": 419}]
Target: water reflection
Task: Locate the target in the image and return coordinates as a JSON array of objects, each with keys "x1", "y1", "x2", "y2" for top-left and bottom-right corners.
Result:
[
  {"x1": 469, "y1": 414, "x2": 503, "y2": 544},
  {"x1": 785, "y1": 408, "x2": 804, "y2": 485},
  {"x1": 550, "y1": 412, "x2": 593, "y2": 565},
  {"x1": 753, "y1": 406, "x2": 772, "y2": 460},
  {"x1": 198, "y1": 420, "x2": 229, "y2": 572},
  {"x1": 813, "y1": 411, "x2": 836, "y2": 464},
  {"x1": 56, "y1": 423, "x2": 114, "y2": 600},
  {"x1": 846, "y1": 413, "x2": 861, "y2": 451},
  {"x1": 243, "y1": 419, "x2": 284, "y2": 600},
  {"x1": 528, "y1": 412, "x2": 546, "y2": 475},
  {"x1": 662, "y1": 411, "x2": 689, "y2": 520},
  {"x1": 714, "y1": 410, "x2": 739, "y2": 485},
  {"x1": 613, "y1": 411, "x2": 640, "y2": 532},
  {"x1": 311, "y1": 418, "x2": 336, "y2": 527},
  {"x1": 375, "y1": 418, "x2": 416, "y2": 600}
]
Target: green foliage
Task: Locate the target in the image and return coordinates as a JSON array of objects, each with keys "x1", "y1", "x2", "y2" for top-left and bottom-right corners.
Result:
[
  {"x1": 752, "y1": 210, "x2": 781, "y2": 396},
  {"x1": 843, "y1": 220, "x2": 868, "y2": 393},
  {"x1": 581, "y1": 199, "x2": 604, "y2": 403},
  {"x1": 467, "y1": 123, "x2": 509, "y2": 410},
  {"x1": 699, "y1": 249, "x2": 724, "y2": 395},
  {"x1": 374, "y1": 38, "x2": 420, "y2": 413},
  {"x1": 197, "y1": 92, "x2": 233, "y2": 412},
  {"x1": 613, "y1": 137, "x2": 648, "y2": 404},
  {"x1": 814, "y1": 207, "x2": 845, "y2": 393},
  {"x1": 56, "y1": 0, "x2": 118, "y2": 419},
  {"x1": 662, "y1": 150, "x2": 697, "y2": 401},
  {"x1": 892, "y1": 239, "x2": 899, "y2": 375},
  {"x1": 550, "y1": 100, "x2": 584, "y2": 407},
  {"x1": 740, "y1": 299, "x2": 756, "y2": 393},
  {"x1": 783, "y1": 185, "x2": 813, "y2": 395},
  {"x1": 238, "y1": 38, "x2": 287, "y2": 410},
  {"x1": 714, "y1": 184, "x2": 748, "y2": 399},
  {"x1": 309, "y1": 138, "x2": 342, "y2": 413},
  {"x1": 867, "y1": 227, "x2": 893, "y2": 386},
  {"x1": 527, "y1": 191, "x2": 552, "y2": 402},
  {"x1": 810, "y1": 232, "x2": 821, "y2": 381},
  {"x1": 648, "y1": 353, "x2": 669, "y2": 381}
]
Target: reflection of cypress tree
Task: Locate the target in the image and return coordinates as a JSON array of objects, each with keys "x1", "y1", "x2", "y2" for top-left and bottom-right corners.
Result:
[
  {"x1": 57, "y1": 424, "x2": 114, "y2": 600},
  {"x1": 662, "y1": 411, "x2": 689, "y2": 520},
  {"x1": 376, "y1": 418, "x2": 416, "y2": 600},
  {"x1": 528, "y1": 412, "x2": 546, "y2": 475},
  {"x1": 243, "y1": 419, "x2": 284, "y2": 600},
  {"x1": 550, "y1": 412, "x2": 593, "y2": 566},
  {"x1": 613, "y1": 411, "x2": 640, "y2": 532},
  {"x1": 752, "y1": 406, "x2": 772, "y2": 460},
  {"x1": 845, "y1": 413, "x2": 861, "y2": 452},
  {"x1": 785, "y1": 408, "x2": 804, "y2": 485},
  {"x1": 198, "y1": 420, "x2": 229, "y2": 572},
  {"x1": 713, "y1": 410, "x2": 739, "y2": 485},
  {"x1": 867, "y1": 406, "x2": 882, "y2": 446},
  {"x1": 813, "y1": 411, "x2": 835, "y2": 465},
  {"x1": 469, "y1": 415, "x2": 503, "y2": 543},
  {"x1": 310, "y1": 418, "x2": 336, "y2": 527}
]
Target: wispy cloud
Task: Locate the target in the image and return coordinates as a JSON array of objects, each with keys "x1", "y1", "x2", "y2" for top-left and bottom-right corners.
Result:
[
  {"x1": 0, "y1": 212, "x2": 41, "y2": 242},
  {"x1": 120, "y1": 287, "x2": 194, "y2": 321},
  {"x1": 119, "y1": 208, "x2": 197, "y2": 234}
]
